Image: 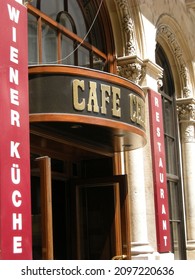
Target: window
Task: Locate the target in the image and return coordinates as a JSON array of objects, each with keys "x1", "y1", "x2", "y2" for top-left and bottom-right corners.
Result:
[
  {"x1": 156, "y1": 44, "x2": 186, "y2": 259},
  {"x1": 28, "y1": 0, "x2": 114, "y2": 72}
]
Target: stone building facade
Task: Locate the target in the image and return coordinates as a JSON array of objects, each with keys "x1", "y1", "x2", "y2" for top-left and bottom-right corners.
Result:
[
  {"x1": 109, "y1": 0, "x2": 195, "y2": 260},
  {"x1": 1, "y1": 0, "x2": 195, "y2": 260},
  {"x1": 27, "y1": 0, "x2": 195, "y2": 261}
]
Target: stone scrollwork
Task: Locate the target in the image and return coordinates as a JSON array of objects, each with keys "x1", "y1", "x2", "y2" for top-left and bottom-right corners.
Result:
[
  {"x1": 157, "y1": 24, "x2": 192, "y2": 98},
  {"x1": 177, "y1": 102, "x2": 195, "y2": 122},
  {"x1": 123, "y1": 16, "x2": 136, "y2": 56},
  {"x1": 177, "y1": 99, "x2": 195, "y2": 143},
  {"x1": 117, "y1": 61, "x2": 145, "y2": 85},
  {"x1": 114, "y1": 0, "x2": 136, "y2": 56}
]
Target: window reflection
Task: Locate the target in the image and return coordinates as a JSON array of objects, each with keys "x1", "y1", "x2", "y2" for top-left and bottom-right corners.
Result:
[
  {"x1": 78, "y1": 47, "x2": 90, "y2": 68},
  {"x1": 42, "y1": 22, "x2": 57, "y2": 64},
  {"x1": 57, "y1": 12, "x2": 75, "y2": 32},
  {"x1": 163, "y1": 98, "x2": 174, "y2": 136},
  {"x1": 28, "y1": 0, "x2": 108, "y2": 68},
  {"x1": 61, "y1": 35, "x2": 75, "y2": 65},
  {"x1": 93, "y1": 55, "x2": 105, "y2": 71},
  {"x1": 29, "y1": 0, "x2": 37, "y2": 7},
  {"x1": 68, "y1": 1, "x2": 87, "y2": 40},
  {"x1": 28, "y1": 13, "x2": 38, "y2": 65},
  {"x1": 41, "y1": 0, "x2": 64, "y2": 20}
]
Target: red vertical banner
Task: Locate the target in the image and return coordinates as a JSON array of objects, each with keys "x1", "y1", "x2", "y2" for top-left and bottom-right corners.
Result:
[
  {"x1": 148, "y1": 89, "x2": 171, "y2": 253},
  {"x1": 0, "y1": 0, "x2": 32, "y2": 259}
]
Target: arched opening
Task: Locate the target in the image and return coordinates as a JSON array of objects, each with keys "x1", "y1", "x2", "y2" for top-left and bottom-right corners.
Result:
[
  {"x1": 155, "y1": 43, "x2": 186, "y2": 259},
  {"x1": 28, "y1": 1, "x2": 138, "y2": 260},
  {"x1": 28, "y1": 0, "x2": 115, "y2": 72}
]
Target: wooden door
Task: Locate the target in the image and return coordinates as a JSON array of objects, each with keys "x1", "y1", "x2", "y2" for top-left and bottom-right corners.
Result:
[
  {"x1": 31, "y1": 158, "x2": 131, "y2": 260},
  {"x1": 31, "y1": 156, "x2": 54, "y2": 260}
]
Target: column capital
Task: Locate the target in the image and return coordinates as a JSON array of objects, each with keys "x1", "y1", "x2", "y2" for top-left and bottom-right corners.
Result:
[
  {"x1": 117, "y1": 55, "x2": 145, "y2": 85},
  {"x1": 117, "y1": 55, "x2": 163, "y2": 92},
  {"x1": 177, "y1": 98, "x2": 195, "y2": 123}
]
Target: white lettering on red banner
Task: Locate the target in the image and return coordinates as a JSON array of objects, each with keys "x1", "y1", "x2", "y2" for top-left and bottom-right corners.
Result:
[
  {"x1": 148, "y1": 89, "x2": 171, "y2": 252},
  {"x1": 0, "y1": 0, "x2": 32, "y2": 259}
]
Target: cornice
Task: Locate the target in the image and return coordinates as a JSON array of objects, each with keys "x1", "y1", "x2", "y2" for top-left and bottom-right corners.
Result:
[
  {"x1": 117, "y1": 56, "x2": 163, "y2": 88},
  {"x1": 117, "y1": 55, "x2": 144, "y2": 84}
]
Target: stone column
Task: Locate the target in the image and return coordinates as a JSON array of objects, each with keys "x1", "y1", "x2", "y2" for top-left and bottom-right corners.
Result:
[
  {"x1": 177, "y1": 100, "x2": 195, "y2": 259},
  {"x1": 117, "y1": 56, "x2": 163, "y2": 259},
  {"x1": 125, "y1": 148, "x2": 154, "y2": 259}
]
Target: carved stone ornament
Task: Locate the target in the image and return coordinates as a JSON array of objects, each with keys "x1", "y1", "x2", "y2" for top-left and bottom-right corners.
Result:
[
  {"x1": 157, "y1": 78, "x2": 163, "y2": 91},
  {"x1": 114, "y1": 0, "x2": 136, "y2": 55},
  {"x1": 177, "y1": 99, "x2": 195, "y2": 142},
  {"x1": 117, "y1": 62, "x2": 145, "y2": 84},
  {"x1": 183, "y1": 124, "x2": 195, "y2": 143},
  {"x1": 177, "y1": 101, "x2": 195, "y2": 122},
  {"x1": 157, "y1": 24, "x2": 192, "y2": 98}
]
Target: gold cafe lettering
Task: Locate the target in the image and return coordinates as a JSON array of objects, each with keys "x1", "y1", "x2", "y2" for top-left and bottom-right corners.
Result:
[
  {"x1": 29, "y1": 67, "x2": 146, "y2": 140},
  {"x1": 72, "y1": 79, "x2": 145, "y2": 128},
  {"x1": 129, "y1": 93, "x2": 145, "y2": 128}
]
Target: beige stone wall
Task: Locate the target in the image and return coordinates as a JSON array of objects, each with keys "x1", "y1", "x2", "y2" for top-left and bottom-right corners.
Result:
[
  {"x1": 138, "y1": 0, "x2": 195, "y2": 57},
  {"x1": 137, "y1": 0, "x2": 195, "y2": 260},
  {"x1": 138, "y1": 0, "x2": 195, "y2": 97},
  {"x1": 106, "y1": 0, "x2": 195, "y2": 259}
]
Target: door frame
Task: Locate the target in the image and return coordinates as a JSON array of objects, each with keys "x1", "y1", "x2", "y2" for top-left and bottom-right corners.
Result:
[
  {"x1": 36, "y1": 156, "x2": 54, "y2": 260},
  {"x1": 72, "y1": 175, "x2": 131, "y2": 260}
]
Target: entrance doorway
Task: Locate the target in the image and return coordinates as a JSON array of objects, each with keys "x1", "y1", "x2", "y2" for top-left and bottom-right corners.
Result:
[
  {"x1": 76, "y1": 185, "x2": 114, "y2": 260},
  {"x1": 31, "y1": 153, "x2": 131, "y2": 260},
  {"x1": 73, "y1": 175, "x2": 130, "y2": 260}
]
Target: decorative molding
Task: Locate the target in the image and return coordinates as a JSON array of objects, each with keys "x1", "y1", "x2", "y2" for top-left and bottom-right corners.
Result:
[
  {"x1": 184, "y1": 124, "x2": 195, "y2": 143},
  {"x1": 142, "y1": 58, "x2": 163, "y2": 80},
  {"x1": 177, "y1": 98, "x2": 195, "y2": 122},
  {"x1": 117, "y1": 62, "x2": 144, "y2": 84},
  {"x1": 177, "y1": 98, "x2": 195, "y2": 142},
  {"x1": 185, "y1": 0, "x2": 195, "y2": 10},
  {"x1": 117, "y1": 56, "x2": 163, "y2": 88},
  {"x1": 157, "y1": 24, "x2": 192, "y2": 98},
  {"x1": 114, "y1": 0, "x2": 136, "y2": 56},
  {"x1": 131, "y1": 242, "x2": 154, "y2": 256},
  {"x1": 186, "y1": 240, "x2": 195, "y2": 250},
  {"x1": 177, "y1": 99, "x2": 195, "y2": 122},
  {"x1": 117, "y1": 55, "x2": 145, "y2": 84}
]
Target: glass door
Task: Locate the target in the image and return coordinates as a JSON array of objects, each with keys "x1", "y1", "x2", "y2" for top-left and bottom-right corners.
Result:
[
  {"x1": 73, "y1": 176, "x2": 131, "y2": 260},
  {"x1": 31, "y1": 156, "x2": 131, "y2": 260}
]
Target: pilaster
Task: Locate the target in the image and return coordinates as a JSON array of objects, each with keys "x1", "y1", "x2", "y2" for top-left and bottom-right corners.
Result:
[
  {"x1": 177, "y1": 98, "x2": 195, "y2": 259},
  {"x1": 117, "y1": 54, "x2": 164, "y2": 259},
  {"x1": 125, "y1": 149, "x2": 154, "y2": 259}
]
